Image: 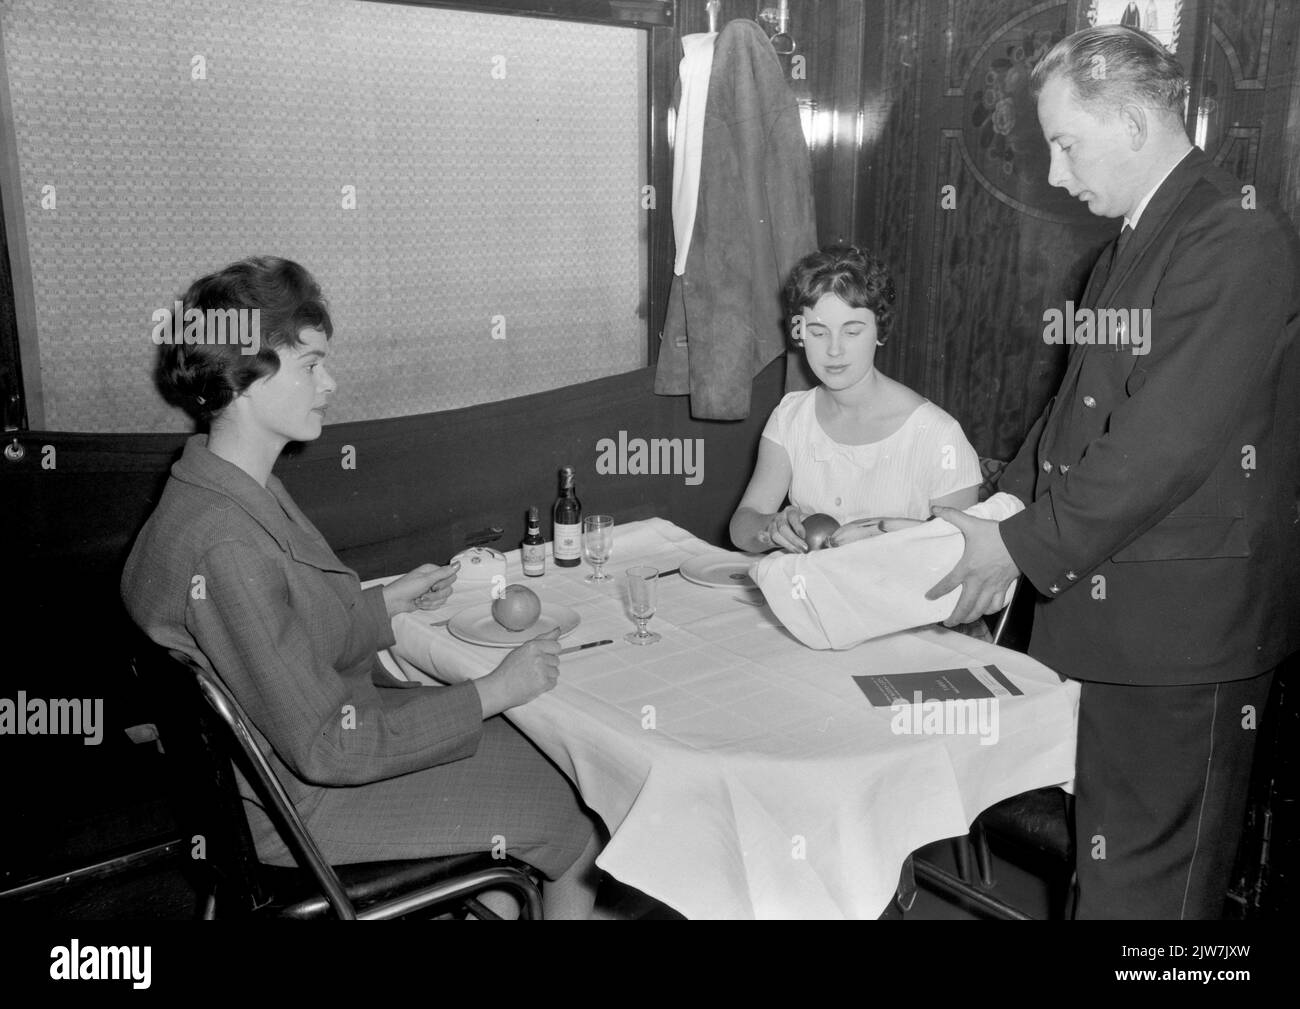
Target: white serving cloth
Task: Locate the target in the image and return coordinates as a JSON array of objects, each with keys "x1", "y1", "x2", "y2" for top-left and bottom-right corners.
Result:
[
  {"x1": 751, "y1": 493, "x2": 1026, "y2": 650},
  {"x1": 388, "y1": 517, "x2": 1077, "y2": 919},
  {"x1": 672, "y1": 32, "x2": 716, "y2": 275}
]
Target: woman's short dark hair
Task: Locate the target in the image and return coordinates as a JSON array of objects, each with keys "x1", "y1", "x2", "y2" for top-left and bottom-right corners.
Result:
[
  {"x1": 155, "y1": 256, "x2": 332, "y2": 423},
  {"x1": 783, "y1": 245, "x2": 897, "y2": 343}
]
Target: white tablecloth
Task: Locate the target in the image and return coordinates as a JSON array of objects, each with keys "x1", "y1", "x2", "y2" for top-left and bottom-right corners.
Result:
[{"x1": 389, "y1": 518, "x2": 1079, "y2": 919}]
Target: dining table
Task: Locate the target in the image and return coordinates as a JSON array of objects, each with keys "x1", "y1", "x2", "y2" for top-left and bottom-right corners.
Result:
[{"x1": 384, "y1": 517, "x2": 1080, "y2": 920}]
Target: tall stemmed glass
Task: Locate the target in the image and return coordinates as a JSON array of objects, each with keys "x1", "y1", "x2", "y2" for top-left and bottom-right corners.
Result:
[
  {"x1": 583, "y1": 515, "x2": 614, "y2": 583},
  {"x1": 625, "y1": 566, "x2": 661, "y2": 645}
]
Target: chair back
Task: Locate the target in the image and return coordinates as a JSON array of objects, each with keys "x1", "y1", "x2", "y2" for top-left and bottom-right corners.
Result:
[
  {"x1": 136, "y1": 645, "x2": 358, "y2": 919},
  {"x1": 133, "y1": 645, "x2": 264, "y2": 914}
]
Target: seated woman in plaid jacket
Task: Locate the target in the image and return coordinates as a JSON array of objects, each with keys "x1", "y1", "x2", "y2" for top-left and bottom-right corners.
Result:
[{"x1": 122, "y1": 256, "x2": 600, "y2": 919}]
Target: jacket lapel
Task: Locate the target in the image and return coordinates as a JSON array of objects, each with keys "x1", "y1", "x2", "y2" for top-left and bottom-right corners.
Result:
[
  {"x1": 1095, "y1": 147, "x2": 1205, "y2": 309},
  {"x1": 1042, "y1": 151, "x2": 1205, "y2": 448},
  {"x1": 266, "y1": 476, "x2": 354, "y2": 575},
  {"x1": 171, "y1": 436, "x2": 353, "y2": 576}
]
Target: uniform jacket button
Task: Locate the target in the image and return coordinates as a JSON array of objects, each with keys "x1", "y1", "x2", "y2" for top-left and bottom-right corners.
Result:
[
  {"x1": 1042, "y1": 460, "x2": 1053, "y2": 473},
  {"x1": 1083, "y1": 395, "x2": 1097, "y2": 408}
]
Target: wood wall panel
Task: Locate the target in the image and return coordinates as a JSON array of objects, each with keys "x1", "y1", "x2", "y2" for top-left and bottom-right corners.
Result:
[
  {"x1": 862, "y1": 0, "x2": 1116, "y2": 459},
  {"x1": 1212, "y1": 0, "x2": 1272, "y2": 83},
  {"x1": 868, "y1": 1, "x2": 926, "y2": 387},
  {"x1": 1201, "y1": 0, "x2": 1300, "y2": 224},
  {"x1": 842, "y1": 0, "x2": 1296, "y2": 458},
  {"x1": 945, "y1": 0, "x2": 1054, "y2": 93}
]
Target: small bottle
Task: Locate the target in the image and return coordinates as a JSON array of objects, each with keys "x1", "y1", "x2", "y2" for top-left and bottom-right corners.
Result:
[
  {"x1": 552, "y1": 466, "x2": 582, "y2": 568},
  {"x1": 522, "y1": 505, "x2": 546, "y2": 577}
]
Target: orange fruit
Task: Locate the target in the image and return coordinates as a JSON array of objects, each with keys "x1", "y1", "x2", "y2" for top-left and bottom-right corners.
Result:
[
  {"x1": 491, "y1": 584, "x2": 542, "y2": 631},
  {"x1": 801, "y1": 512, "x2": 841, "y2": 550}
]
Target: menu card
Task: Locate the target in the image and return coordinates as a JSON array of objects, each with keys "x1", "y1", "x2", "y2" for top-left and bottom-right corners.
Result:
[{"x1": 853, "y1": 665, "x2": 1023, "y2": 708}]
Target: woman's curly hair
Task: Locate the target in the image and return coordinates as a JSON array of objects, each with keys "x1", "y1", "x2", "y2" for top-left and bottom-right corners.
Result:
[{"x1": 783, "y1": 245, "x2": 897, "y2": 345}]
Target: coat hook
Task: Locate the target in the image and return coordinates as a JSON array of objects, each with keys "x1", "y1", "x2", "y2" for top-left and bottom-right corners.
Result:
[{"x1": 760, "y1": 2, "x2": 796, "y2": 54}]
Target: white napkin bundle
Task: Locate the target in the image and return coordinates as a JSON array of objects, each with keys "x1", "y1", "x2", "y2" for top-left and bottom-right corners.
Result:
[{"x1": 750, "y1": 493, "x2": 1025, "y2": 650}]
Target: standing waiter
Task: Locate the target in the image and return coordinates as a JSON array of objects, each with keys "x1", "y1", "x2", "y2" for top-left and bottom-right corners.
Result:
[{"x1": 929, "y1": 25, "x2": 1300, "y2": 918}]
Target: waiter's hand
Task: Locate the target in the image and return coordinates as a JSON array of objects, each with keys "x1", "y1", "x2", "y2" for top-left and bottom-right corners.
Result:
[{"x1": 925, "y1": 507, "x2": 1020, "y2": 626}]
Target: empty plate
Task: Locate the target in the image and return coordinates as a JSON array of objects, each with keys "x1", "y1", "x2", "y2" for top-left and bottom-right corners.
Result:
[
  {"x1": 447, "y1": 602, "x2": 580, "y2": 647},
  {"x1": 679, "y1": 554, "x2": 761, "y2": 589}
]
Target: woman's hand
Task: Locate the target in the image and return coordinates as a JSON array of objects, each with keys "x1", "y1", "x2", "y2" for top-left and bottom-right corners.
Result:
[
  {"x1": 728, "y1": 438, "x2": 797, "y2": 553},
  {"x1": 762, "y1": 506, "x2": 811, "y2": 553},
  {"x1": 474, "y1": 627, "x2": 562, "y2": 717},
  {"x1": 382, "y1": 562, "x2": 460, "y2": 617}
]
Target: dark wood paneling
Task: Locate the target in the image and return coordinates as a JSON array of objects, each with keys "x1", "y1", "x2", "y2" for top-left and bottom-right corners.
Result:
[
  {"x1": 1200, "y1": 0, "x2": 1300, "y2": 228},
  {"x1": 828, "y1": 0, "x2": 1297, "y2": 458},
  {"x1": 3, "y1": 363, "x2": 779, "y2": 590},
  {"x1": 1283, "y1": 6, "x2": 1300, "y2": 222}
]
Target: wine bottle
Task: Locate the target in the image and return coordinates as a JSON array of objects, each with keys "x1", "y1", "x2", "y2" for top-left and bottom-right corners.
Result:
[
  {"x1": 522, "y1": 505, "x2": 546, "y2": 577},
  {"x1": 552, "y1": 466, "x2": 582, "y2": 568}
]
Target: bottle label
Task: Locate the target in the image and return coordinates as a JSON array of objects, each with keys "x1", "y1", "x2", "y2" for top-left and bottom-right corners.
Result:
[
  {"x1": 553, "y1": 523, "x2": 581, "y2": 561},
  {"x1": 522, "y1": 542, "x2": 546, "y2": 575}
]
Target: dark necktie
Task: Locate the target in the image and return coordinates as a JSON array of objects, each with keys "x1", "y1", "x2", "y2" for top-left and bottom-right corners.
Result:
[
  {"x1": 1112, "y1": 223, "x2": 1134, "y2": 271},
  {"x1": 1093, "y1": 224, "x2": 1134, "y2": 300}
]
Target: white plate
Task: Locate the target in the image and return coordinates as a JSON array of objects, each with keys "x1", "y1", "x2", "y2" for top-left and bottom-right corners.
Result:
[
  {"x1": 679, "y1": 554, "x2": 761, "y2": 589},
  {"x1": 447, "y1": 602, "x2": 580, "y2": 647}
]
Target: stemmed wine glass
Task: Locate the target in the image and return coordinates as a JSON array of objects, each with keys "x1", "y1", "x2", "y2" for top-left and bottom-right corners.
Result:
[
  {"x1": 624, "y1": 566, "x2": 661, "y2": 645},
  {"x1": 583, "y1": 515, "x2": 614, "y2": 583}
]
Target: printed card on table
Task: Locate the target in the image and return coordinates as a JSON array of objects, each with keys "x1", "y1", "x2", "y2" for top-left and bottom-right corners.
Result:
[{"x1": 854, "y1": 665, "x2": 1023, "y2": 707}]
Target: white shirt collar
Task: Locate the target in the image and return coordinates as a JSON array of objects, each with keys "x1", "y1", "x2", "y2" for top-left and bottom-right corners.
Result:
[{"x1": 1124, "y1": 149, "x2": 1193, "y2": 232}]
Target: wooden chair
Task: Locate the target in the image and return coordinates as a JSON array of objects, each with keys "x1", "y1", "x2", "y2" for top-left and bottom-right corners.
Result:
[{"x1": 134, "y1": 646, "x2": 543, "y2": 920}]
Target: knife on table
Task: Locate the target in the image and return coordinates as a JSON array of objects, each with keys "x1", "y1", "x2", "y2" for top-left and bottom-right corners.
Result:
[{"x1": 560, "y1": 639, "x2": 613, "y2": 654}]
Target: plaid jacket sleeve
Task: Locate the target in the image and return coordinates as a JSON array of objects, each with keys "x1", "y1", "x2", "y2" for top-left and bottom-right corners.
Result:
[{"x1": 185, "y1": 538, "x2": 484, "y2": 786}]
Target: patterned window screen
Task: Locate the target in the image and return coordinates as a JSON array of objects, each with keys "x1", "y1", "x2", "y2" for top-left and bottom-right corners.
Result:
[{"x1": 0, "y1": 0, "x2": 647, "y2": 432}]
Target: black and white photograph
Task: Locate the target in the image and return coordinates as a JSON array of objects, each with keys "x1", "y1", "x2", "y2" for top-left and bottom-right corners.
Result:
[{"x1": 0, "y1": 0, "x2": 1296, "y2": 979}]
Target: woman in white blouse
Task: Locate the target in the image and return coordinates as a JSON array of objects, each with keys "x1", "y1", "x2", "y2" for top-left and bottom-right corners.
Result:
[{"x1": 731, "y1": 246, "x2": 981, "y2": 554}]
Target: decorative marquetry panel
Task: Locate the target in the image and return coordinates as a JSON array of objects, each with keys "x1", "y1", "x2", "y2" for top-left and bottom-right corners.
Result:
[
  {"x1": 1211, "y1": 0, "x2": 1274, "y2": 85},
  {"x1": 850, "y1": 0, "x2": 1298, "y2": 458},
  {"x1": 868, "y1": 0, "x2": 925, "y2": 386},
  {"x1": 868, "y1": 0, "x2": 1114, "y2": 458}
]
